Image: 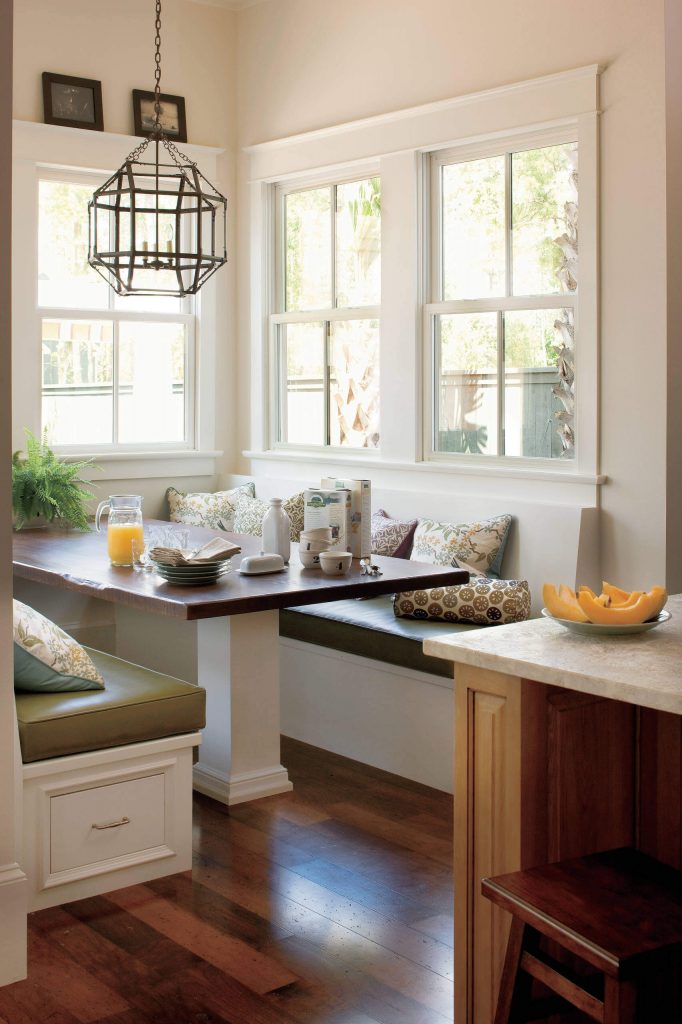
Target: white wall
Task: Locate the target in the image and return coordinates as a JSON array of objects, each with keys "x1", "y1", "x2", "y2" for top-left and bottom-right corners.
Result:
[
  {"x1": 12, "y1": 0, "x2": 240, "y2": 505},
  {"x1": 10, "y1": 0, "x2": 680, "y2": 591},
  {"x1": 665, "y1": 0, "x2": 682, "y2": 593},
  {"x1": 235, "y1": 0, "x2": 673, "y2": 590},
  {"x1": 1, "y1": 0, "x2": 28, "y2": 987}
]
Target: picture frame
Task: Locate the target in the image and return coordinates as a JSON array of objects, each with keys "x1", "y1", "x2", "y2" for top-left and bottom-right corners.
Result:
[
  {"x1": 132, "y1": 89, "x2": 188, "y2": 143},
  {"x1": 42, "y1": 72, "x2": 104, "y2": 131}
]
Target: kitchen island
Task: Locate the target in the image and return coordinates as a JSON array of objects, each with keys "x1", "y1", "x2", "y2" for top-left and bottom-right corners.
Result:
[{"x1": 425, "y1": 594, "x2": 682, "y2": 1024}]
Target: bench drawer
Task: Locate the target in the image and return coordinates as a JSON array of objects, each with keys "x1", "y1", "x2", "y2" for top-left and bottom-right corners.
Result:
[{"x1": 50, "y1": 773, "x2": 165, "y2": 873}]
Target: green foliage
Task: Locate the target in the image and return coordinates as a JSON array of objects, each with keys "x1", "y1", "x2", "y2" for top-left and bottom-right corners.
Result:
[
  {"x1": 347, "y1": 177, "x2": 381, "y2": 231},
  {"x1": 11, "y1": 430, "x2": 97, "y2": 531}
]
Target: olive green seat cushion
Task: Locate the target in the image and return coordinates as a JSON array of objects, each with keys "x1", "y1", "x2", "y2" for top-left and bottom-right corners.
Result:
[
  {"x1": 279, "y1": 594, "x2": 478, "y2": 679},
  {"x1": 16, "y1": 648, "x2": 206, "y2": 764}
]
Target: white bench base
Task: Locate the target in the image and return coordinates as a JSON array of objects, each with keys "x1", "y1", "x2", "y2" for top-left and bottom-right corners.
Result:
[
  {"x1": 281, "y1": 636, "x2": 454, "y2": 792},
  {"x1": 22, "y1": 732, "x2": 200, "y2": 912}
]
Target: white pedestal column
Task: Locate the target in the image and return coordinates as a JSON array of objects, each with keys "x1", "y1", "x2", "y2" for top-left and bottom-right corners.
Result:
[
  {"x1": 193, "y1": 610, "x2": 291, "y2": 804},
  {"x1": 115, "y1": 606, "x2": 291, "y2": 806}
]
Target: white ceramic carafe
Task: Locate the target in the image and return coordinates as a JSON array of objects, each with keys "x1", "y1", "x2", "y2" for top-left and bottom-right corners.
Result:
[{"x1": 262, "y1": 498, "x2": 291, "y2": 563}]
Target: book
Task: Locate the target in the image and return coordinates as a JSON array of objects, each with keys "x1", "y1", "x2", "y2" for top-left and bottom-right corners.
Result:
[
  {"x1": 321, "y1": 478, "x2": 372, "y2": 558},
  {"x1": 303, "y1": 488, "x2": 352, "y2": 551}
]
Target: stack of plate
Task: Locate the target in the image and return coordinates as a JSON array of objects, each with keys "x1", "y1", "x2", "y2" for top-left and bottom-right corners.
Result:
[{"x1": 153, "y1": 559, "x2": 232, "y2": 586}]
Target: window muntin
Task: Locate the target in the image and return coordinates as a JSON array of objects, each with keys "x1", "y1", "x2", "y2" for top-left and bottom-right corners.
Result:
[
  {"x1": 274, "y1": 174, "x2": 381, "y2": 451},
  {"x1": 430, "y1": 139, "x2": 578, "y2": 461},
  {"x1": 38, "y1": 175, "x2": 194, "y2": 450}
]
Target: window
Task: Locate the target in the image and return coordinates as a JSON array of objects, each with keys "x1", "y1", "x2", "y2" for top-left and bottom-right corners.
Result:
[
  {"x1": 38, "y1": 174, "x2": 195, "y2": 450},
  {"x1": 271, "y1": 175, "x2": 381, "y2": 450},
  {"x1": 427, "y1": 137, "x2": 578, "y2": 461}
]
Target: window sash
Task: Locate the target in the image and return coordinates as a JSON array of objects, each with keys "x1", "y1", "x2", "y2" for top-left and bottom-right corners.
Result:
[
  {"x1": 37, "y1": 171, "x2": 196, "y2": 451},
  {"x1": 271, "y1": 169, "x2": 381, "y2": 450},
  {"x1": 427, "y1": 130, "x2": 578, "y2": 463},
  {"x1": 41, "y1": 314, "x2": 196, "y2": 452},
  {"x1": 270, "y1": 309, "x2": 381, "y2": 451}
]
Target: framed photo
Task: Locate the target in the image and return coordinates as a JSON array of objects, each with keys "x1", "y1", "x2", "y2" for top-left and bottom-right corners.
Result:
[
  {"x1": 132, "y1": 90, "x2": 187, "y2": 143},
  {"x1": 42, "y1": 72, "x2": 104, "y2": 131}
]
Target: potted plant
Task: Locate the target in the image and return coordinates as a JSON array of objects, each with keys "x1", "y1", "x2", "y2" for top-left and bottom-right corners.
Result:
[{"x1": 12, "y1": 430, "x2": 97, "y2": 531}]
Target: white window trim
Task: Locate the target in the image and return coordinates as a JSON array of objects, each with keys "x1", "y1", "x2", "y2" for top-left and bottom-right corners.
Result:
[
  {"x1": 12, "y1": 120, "x2": 224, "y2": 472},
  {"x1": 269, "y1": 167, "x2": 381, "y2": 452},
  {"x1": 245, "y1": 65, "x2": 601, "y2": 491},
  {"x1": 424, "y1": 124, "x2": 584, "y2": 470}
]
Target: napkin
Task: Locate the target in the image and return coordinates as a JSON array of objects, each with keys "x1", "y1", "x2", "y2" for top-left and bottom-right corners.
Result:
[{"x1": 151, "y1": 537, "x2": 241, "y2": 566}]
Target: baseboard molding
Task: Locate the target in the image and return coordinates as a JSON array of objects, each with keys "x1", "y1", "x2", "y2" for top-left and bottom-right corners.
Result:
[
  {"x1": 193, "y1": 762, "x2": 292, "y2": 805},
  {"x1": 0, "y1": 862, "x2": 27, "y2": 986}
]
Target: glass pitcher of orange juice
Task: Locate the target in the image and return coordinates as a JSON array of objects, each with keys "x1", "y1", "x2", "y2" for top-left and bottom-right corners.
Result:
[{"x1": 96, "y1": 495, "x2": 144, "y2": 567}]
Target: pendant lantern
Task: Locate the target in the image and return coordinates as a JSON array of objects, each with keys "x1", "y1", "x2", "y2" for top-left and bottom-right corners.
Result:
[{"x1": 88, "y1": 0, "x2": 227, "y2": 297}]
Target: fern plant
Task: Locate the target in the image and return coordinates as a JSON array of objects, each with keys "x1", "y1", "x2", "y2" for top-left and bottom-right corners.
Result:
[{"x1": 12, "y1": 430, "x2": 97, "y2": 531}]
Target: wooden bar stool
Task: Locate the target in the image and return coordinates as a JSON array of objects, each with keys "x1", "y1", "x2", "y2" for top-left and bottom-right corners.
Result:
[{"x1": 482, "y1": 848, "x2": 682, "y2": 1023}]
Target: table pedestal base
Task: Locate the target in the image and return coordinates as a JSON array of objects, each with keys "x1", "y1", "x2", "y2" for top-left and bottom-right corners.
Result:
[{"x1": 115, "y1": 607, "x2": 292, "y2": 806}]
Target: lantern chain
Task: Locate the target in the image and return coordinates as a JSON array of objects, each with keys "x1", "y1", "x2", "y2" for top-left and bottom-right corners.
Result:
[{"x1": 154, "y1": 0, "x2": 162, "y2": 130}]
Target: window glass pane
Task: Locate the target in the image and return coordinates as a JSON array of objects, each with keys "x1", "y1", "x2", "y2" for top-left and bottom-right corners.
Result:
[
  {"x1": 285, "y1": 187, "x2": 332, "y2": 311},
  {"x1": 280, "y1": 321, "x2": 325, "y2": 444},
  {"x1": 39, "y1": 180, "x2": 109, "y2": 309},
  {"x1": 113, "y1": 189, "x2": 183, "y2": 313},
  {"x1": 436, "y1": 312, "x2": 498, "y2": 455},
  {"x1": 329, "y1": 319, "x2": 380, "y2": 449},
  {"x1": 442, "y1": 157, "x2": 505, "y2": 300},
  {"x1": 504, "y1": 308, "x2": 574, "y2": 458},
  {"x1": 118, "y1": 322, "x2": 187, "y2": 444},
  {"x1": 41, "y1": 319, "x2": 113, "y2": 445},
  {"x1": 511, "y1": 143, "x2": 578, "y2": 295},
  {"x1": 335, "y1": 178, "x2": 381, "y2": 307}
]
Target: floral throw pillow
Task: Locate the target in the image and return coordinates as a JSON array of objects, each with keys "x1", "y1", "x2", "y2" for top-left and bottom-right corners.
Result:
[
  {"x1": 13, "y1": 600, "x2": 105, "y2": 692},
  {"x1": 394, "y1": 578, "x2": 531, "y2": 626},
  {"x1": 233, "y1": 491, "x2": 305, "y2": 541},
  {"x1": 166, "y1": 483, "x2": 255, "y2": 532},
  {"x1": 371, "y1": 509, "x2": 418, "y2": 558},
  {"x1": 410, "y1": 514, "x2": 512, "y2": 577}
]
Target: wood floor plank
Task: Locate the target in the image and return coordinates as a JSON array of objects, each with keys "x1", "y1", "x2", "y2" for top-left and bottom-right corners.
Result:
[
  {"x1": 153, "y1": 961, "x2": 301, "y2": 1024},
  {"x1": 290, "y1": 857, "x2": 435, "y2": 923},
  {"x1": 146, "y1": 870, "x2": 291, "y2": 948},
  {"x1": 9, "y1": 738, "x2": 453, "y2": 1024},
  {"x1": 29, "y1": 902, "x2": 208, "y2": 1024},
  {"x1": 192, "y1": 852, "x2": 453, "y2": 1017},
  {"x1": 225, "y1": 803, "x2": 452, "y2": 910},
  {"x1": 326, "y1": 801, "x2": 453, "y2": 866},
  {"x1": 409, "y1": 914, "x2": 455, "y2": 948},
  {"x1": 265, "y1": 934, "x2": 452, "y2": 1024},
  {"x1": 191, "y1": 823, "x2": 453, "y2": 979},
  {"x1": 108, "y1": 883, "x2": 299, "y2": 995},
  {"x1": 195, "y1": 798, "x2": 319, "y2": 869},
  {"x1": 22, "y1": 929, "x2": 129, "y2": 1023},
  {"x1": 0, "y1": 979, "x2": 83, "y2": 1024}
]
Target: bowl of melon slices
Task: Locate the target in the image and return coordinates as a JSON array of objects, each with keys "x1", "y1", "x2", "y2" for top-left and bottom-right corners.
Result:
[{"x1": 542, "y1": 582, "x2": 670, "y2": 635}]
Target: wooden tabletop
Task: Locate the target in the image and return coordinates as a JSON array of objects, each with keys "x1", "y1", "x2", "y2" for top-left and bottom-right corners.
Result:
[{"x1": 13, "y1": 521, "x2": 469, "y2": 620}]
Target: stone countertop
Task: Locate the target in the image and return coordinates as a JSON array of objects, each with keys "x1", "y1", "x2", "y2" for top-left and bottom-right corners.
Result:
[{"x1": 423, "y1": 594, "x2": 682, "y2": 715}]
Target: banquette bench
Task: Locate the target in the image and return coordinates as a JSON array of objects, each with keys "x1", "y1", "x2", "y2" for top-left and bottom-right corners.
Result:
[
  {"x1": 13, "y1": 477, "x2": 598, "y2": 798},
  {"x1": 16, "y1": 648, "x2": 205, "y2": 911},
  {"x1": 225, "y1": 476, "x2": 599, "y2": 792}
]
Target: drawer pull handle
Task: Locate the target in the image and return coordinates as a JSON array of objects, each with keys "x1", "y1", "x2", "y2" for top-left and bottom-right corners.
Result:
[{"x1": 92, "y1": 816, "x2": 131, "y2": 831}]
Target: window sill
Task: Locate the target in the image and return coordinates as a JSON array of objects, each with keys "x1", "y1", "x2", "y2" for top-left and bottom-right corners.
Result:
[
  {"x1": 243, "y1": 449, "x2": 606, "y2": 486},
  {"x1": 63, "y1": 449, "x2": 223, "y2": 481}
]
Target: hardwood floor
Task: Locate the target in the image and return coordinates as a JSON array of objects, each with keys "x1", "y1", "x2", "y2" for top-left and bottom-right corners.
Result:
[{"x1": 0, "y1": 737, "x2": 454, "y2": 1024}]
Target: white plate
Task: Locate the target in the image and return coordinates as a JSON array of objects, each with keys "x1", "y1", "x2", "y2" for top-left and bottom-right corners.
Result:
[
  {"x1": 151, "y1": 560, "x2": 231, "y2": 573},
  {"x1": 541, "y1": 608, "x2": 671, "y2": 636},
  {"x1": 155, "y1": 568, "x2": 231, "y2": 585},
  {"x1": 155, "y1": 575, "x2": 230, "y2": 587}
]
